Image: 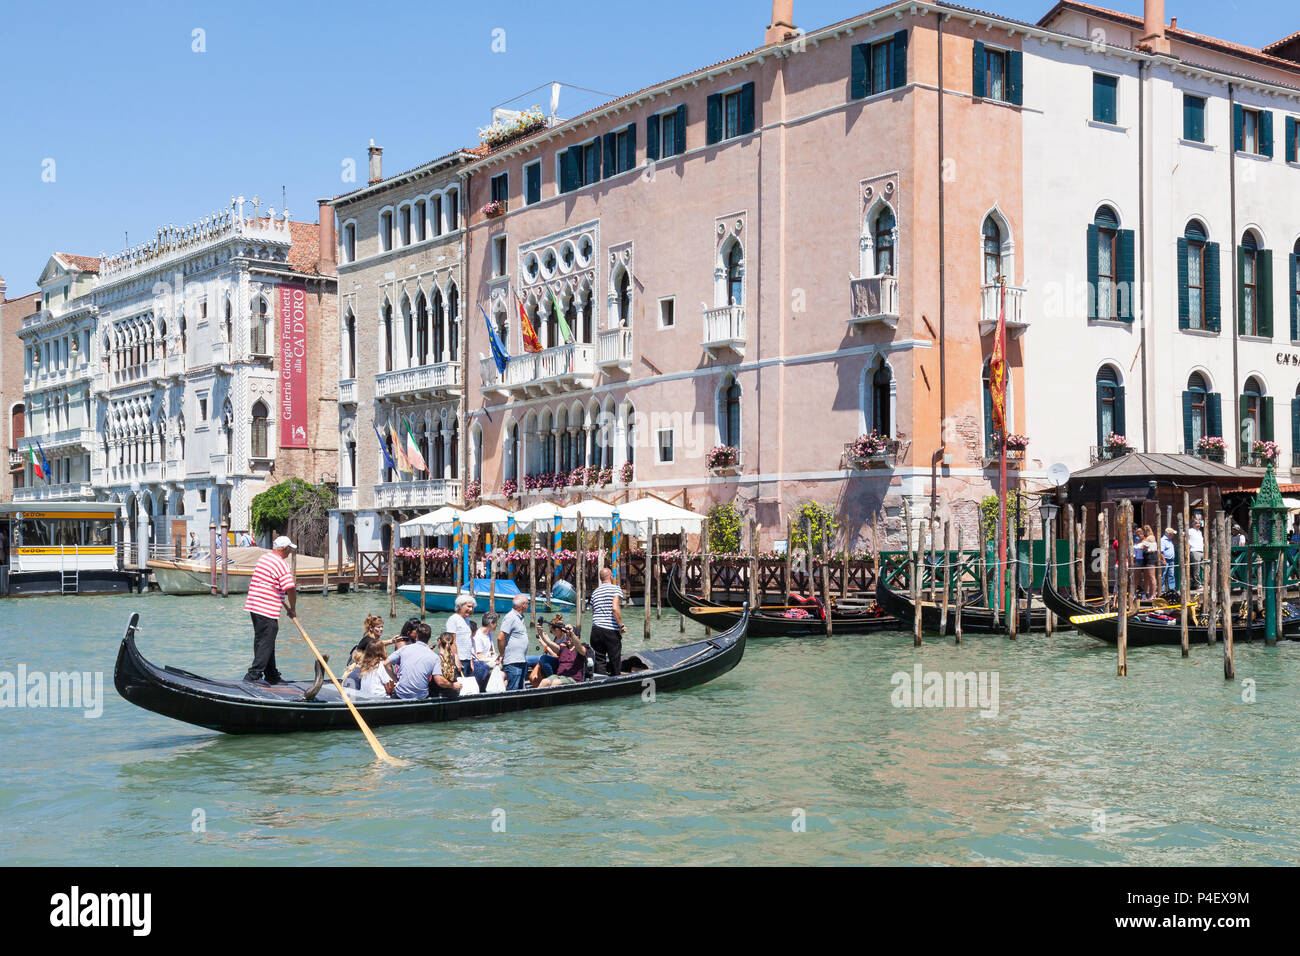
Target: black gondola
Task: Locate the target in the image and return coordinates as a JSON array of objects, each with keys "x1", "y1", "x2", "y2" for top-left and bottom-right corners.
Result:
[
  {"x1": 874, "y1": 578, "x2": 1047, "y2": 635},
  {"x1": 666, "y1": 569, "x2": 898, "y2": 636},
  {"x1": 113, "y1": 610, "x2": 747, "y2": 735},
  {"x1": 1040, "y1": 574, "x2": 1300, "y2": 646}
]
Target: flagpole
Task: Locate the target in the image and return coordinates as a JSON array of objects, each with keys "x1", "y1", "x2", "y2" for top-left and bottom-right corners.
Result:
[{"x1": 997, "y1": 277, "x2": 1008, "y2": 615}]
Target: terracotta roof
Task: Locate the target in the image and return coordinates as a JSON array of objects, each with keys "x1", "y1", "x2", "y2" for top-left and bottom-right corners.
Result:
[
  {"x1": 331, "y1": 146, "x2": 483, "y2": 205},
  {"x1": 55, "y1": 253, "x2": 101, "y2": 273},
  {"x1": 1263, "y1": 30, "x2": 1300, "y2": 54},
  {"x1": 1038, "y1": 1, "x2": 1300, "y2": 76},
  {"x1": 285, "y1": 220, "x2": 321, "y2": 274}
]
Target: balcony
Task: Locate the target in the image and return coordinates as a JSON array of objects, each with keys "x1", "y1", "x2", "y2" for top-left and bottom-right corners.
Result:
[
  {"x1": 702, "y1": 304, "x2": 746, "y2": 355},
  {"x1": 210, "y1": 453, "x2": 233, "y2": 482},
  {"x1": 979, "y1": 284, "x2": 1029, "y2": 336},
  {"x1": 8, "y1": 450, "x2": 22, "y2": 473},
  {"x1": 479, "y1": 344, "x2": 595, "y2": 399},
  {"x1": 848, "y1": 275, "x2": 900, "y2": 328},
  {"x1": 164, "y1": 352, "x2": 185, "y2": 381},
  {"x1": 596, "y1": 327, "x2": 633, "y2": 371},
  {"x1": 339, "y1": 378, "x2": 357, "y2": 405},
  {"x1": 106, "y1": 461, "x2": 163, "y2": 485},
  {"x1": 338, "y1": 486, "x2": 357, "y2": 510},
  {"x1": 211, "y1": 342, "x2": 232, "y2": 370},
  {"x1": 164, "y1": 458, "x2": 185, "y2": 482},
  {"x1": 981, "y1": 440, "x2": 1027, "y2": 469},
  {"x1": 20, "y1": 428, "x2": 96, "y2": 453},
  {"x1": 373, "y1": 479, "x2": 462, "y2": 511},
  {"x1": 1089, "y1": 444, "x2": 1134, "y2": 464},
  {"x1": 375, "y1": 361, "x2": 462, "y2": 402},
  {"x1": 26, "y1": 361, "x2": 93, "y2": 390},
  {"x1": 14, "y1": 482, "x2": 95, "y2": 502}
]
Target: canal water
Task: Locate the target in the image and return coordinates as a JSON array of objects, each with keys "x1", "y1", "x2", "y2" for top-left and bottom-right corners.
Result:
[{"x1": 2, "y1": 590, "x2": 1299, "y2": 865}]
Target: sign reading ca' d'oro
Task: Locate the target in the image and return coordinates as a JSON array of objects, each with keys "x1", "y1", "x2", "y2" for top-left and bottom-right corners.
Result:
[{"x1": 278, "y1": 283, "x2": 308, "y2": 449}]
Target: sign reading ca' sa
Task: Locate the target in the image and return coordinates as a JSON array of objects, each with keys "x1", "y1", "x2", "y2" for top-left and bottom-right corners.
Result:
[{"x1": 1276, "y1": 352, "x2": 1300, "y2": 366}]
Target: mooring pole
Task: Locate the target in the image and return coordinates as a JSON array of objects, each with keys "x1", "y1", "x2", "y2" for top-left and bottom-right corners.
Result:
[
  {"x1": 1179, "y1": 493, "x2": 1190, "y2": 656},
  {"x1": 1116, "y1": 500, "x2": 1129, "y2": 676},
  {"x1": 954, "y1": 524, "x2": 964, "y2": 645}
]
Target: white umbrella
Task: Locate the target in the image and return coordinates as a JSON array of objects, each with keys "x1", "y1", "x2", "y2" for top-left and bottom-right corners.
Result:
[
  {"x1": 616, "y1": 496, "x2": 705, "y2": 536},
  {"x1": 559, "y1": 498, "x2": 620, "y2": 531},
  {"x1": 492, "y1": 500, "x2": 565, "y2": 533},
  {"x1": 399, "y1": 505, "x2": 464, "y2": 536}
]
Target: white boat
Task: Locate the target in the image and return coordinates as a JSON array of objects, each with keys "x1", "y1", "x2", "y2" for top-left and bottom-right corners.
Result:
[{"x1": 147, "y1": 547, "x2": 348, "y2": 595}]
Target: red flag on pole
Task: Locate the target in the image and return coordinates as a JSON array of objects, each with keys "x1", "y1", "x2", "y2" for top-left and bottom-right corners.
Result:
[
  {"x1": 517, "y1": 295, "x2": 542, "y2": 353},
  {"x1": 989, "y1": 283, "x2": 1008, "y2": 433}
]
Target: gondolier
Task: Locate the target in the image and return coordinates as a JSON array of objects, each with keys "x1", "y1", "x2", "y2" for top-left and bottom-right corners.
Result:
[{"x1": 243, "y1": 535, "x2": 298, "y2": 684}]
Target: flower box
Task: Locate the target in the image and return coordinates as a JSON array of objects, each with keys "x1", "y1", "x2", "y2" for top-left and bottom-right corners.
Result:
[
  {"x1": 705, "y1": 445, "x2": 741, "y2": 471},
  {"x1": 478, "y1": 109, "x2": 547, "y2": 150},
  {"x1": 481, "y1": 200, "x2": 507, "y2": 219}
]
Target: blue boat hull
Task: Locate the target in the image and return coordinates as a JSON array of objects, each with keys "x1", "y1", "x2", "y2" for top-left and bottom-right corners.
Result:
[{"x1": 397, "y1": 584, "x2": 574, "y2": 614}]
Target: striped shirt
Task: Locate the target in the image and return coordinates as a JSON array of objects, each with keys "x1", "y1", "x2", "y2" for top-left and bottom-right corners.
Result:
[
  {"x1": 244, "y1": 551, "x2": 295, "y2": 619},
  {"x1": 589, "y1": 582, "x2": 622, "y2": 629}
]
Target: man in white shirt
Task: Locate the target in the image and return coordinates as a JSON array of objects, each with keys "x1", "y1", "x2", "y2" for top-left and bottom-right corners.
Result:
[
  {"x1": 1187, "y1": 517, "x2": 1205, "y2": 589},
  {"x1": 445, "y1": 593, "x2": 477, "y2": 675}
]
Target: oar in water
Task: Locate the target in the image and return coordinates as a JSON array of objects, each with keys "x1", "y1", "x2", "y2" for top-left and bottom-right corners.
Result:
[
  {"x1": 1069, "y1": 603, "x2": 1195, "y2": 625},
  {"x1": 284, "y1": 608, "x2": 406, "y2": 766},
  {"x1": 688, "y1": 604, "x2": 818, "y2": 613}
]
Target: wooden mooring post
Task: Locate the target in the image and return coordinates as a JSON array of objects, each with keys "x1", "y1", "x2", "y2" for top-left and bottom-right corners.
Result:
[
  {"x1": 1116, "y1": 500, "x2": 1129, "y2": 676},
  {"x1": 902, "y1": 500, "x2": 921, "y2": 646},
  {"x1": 1043, "y1": 515, "x2": 1054, "y2": 638},
  {"x1": 940, "y1": 521, "x2": 951, "y2": 636},
  {"x1": 701, "y1": 516, "x2": 711, "y2": 637},
  {"x1": 418, "y1": 530, "x2": 427, "y2": 620},
  {"x1": 387, "y1": 519, "x2": 396, "y2": 619},
  {"x1": 1219, "y1": 515, "x2": 1234, "y2": 679},
  {"x1": 954, "y1": 525, "x2": 964, "y2": 645},
  {"x1": 1179, "y1": 492, "x2": 1190, "y2": 656}
]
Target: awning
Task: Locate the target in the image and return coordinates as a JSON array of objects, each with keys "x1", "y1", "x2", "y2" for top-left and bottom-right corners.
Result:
[
  {"x1": 615, "y1": 496, "x2": 705, "y2": 536},
  {"x1": 399, "y1": 506, "x2": 464, "y2": 536}
]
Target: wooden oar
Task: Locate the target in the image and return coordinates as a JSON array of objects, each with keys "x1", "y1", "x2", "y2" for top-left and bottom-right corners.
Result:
[
  {"x1": 285, "y1": 610, "x2": 405, "y2": 766},
  {"x1": 1069, "y1": 603, "x2": 1195, "y2": 625},
  {"x1": 688, "y1": 604, "x2": 816, "y2": 613}
]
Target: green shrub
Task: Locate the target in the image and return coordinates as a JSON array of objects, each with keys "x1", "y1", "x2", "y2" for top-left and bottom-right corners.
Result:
[
  {"x1": 789, "y1": 501, "x2": 840, "y2": 555},
  {"x1": 707, "y1": 502, "x2": 743, "y2": 553}
]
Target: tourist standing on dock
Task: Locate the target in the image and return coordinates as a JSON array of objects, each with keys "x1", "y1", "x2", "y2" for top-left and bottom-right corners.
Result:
[
  {"x1": 1160, "y1": 528, "x2": 1177, "y2": 594},
  {"x1": 242, "y1": 536, "x2": 298, "y2": 684},
  {"x1": 1188, "y1": 517, "x2": 1205, "y2": 589},
  {"x1": 588, "y1": 567, "x2": 626, "y2": 676}
]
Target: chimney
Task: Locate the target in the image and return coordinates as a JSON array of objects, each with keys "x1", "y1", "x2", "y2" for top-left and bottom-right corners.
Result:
[
  {"x1": 1140, "y1": 0, "x2": 1171, "y2": 54},
  {"x1": 765, "y1": 0, "x2": 796, "y2": 45},
  {"x1": 316, "y1": 199, "x2": 337, "y2": 277},
  {"x1": 368, "y1": 140, "x2": 383, "y2": 184}
]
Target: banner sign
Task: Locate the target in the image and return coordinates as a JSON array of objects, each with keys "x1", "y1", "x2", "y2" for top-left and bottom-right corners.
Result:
[{"x1": 278, "y1": 283, "x2": 308, "y2": 449}]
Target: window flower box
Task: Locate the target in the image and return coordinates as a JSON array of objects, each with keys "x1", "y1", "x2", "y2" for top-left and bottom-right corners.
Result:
[
  {"x1": 466, "y1": 479, "x2": 481, "y2": 502},
  {"x1": 501, "y1": 478, "x2": 518, "y2": 498},
  {"x1": 481, "y1": 200, "x2": 507, "y2": 219},
  {"x1": 706, "y1": 445, "x2": 741, "y2": 475},
  {"x1": 1195, "y1": 436, "x2": 1226, "y2": 463},
  {"x1": 478, "y1": 108, "x2": 547, "y2": 150},
  {"x1": 1251, "y1": 440, "x2": 1279, "y2": 467},
  {"x1": 619, "y1": 461, "x2": 634, "y2": 484}
]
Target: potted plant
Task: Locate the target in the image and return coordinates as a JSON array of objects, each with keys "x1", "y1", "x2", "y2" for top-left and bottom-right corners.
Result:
[
  {"x1": 1196, "y1": 435, "x2": 1226, "y2": 461},
  {"x1": 847, "y1": 431, "x2": 891, "y2": 467},
  {"x1": 1003, "y1": 434, "x2": 1029, "y2": 451},
  {"x1": 465, "y1": 479, "x2": 481, "y2": 502},
  {"x1": 1252, "y1": 439, "x2": 1280, "y2": 466},
  {"x1": 706, "y1": 445, "x2": 741, "y2": 475},
  {"x1": 481, "y1": 199, "x2": 507, "y2": 219},
  {"x1": 619, "y1": 461, "x2": 634, "y2": 484},
  {"x1": 501, "y1": 478, "x2": 518, "y2": 498},
  {"x1": 478, "y1": 107, "x2": 547, "y2": 150},
  {"x1": 1104, "y1": 433, "x2": 1131, "y2": 457}
]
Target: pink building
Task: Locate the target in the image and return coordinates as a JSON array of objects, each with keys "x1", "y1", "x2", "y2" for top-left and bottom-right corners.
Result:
[{"x1": 462, "y1": 0, "x2": 1029, "y2": 546}]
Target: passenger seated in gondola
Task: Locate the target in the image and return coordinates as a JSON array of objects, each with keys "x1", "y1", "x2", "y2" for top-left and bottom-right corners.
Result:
[
  {"x1": 534, "y1": 617, "x2": 589, "y2": 687},
  {"x1": 352, "y1": 639, "x2": 396, "y2": 699},
  {"x1": 343, "y1": 615, "x2": 388, "y2": 688},
  {"x1": 432, "y1": 632, "x2": 464, "y2": 698},
  {"x1": 388, "y1": 622, "x2": 457, "y2": 700},
  {"x1": 473, "y1": 613, "x2": 499, "y2": 665}
]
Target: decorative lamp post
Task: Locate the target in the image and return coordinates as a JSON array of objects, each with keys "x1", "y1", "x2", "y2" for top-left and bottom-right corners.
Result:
[{"x1": 1250, "y1": 462, "x2": 1287, "y2": 645}]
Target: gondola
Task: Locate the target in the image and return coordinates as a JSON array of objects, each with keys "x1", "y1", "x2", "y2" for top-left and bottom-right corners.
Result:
[
  {"x1": 113, "y1": 609, "x2": 747, "y2": 735},
  {"x1": 1040, "y1": 574, "x2": 1300, "y2": 646},
  {"x1": 874, "y1": 578, "x2": 1047, "y2": 635},
  {"x1": 666, "y1": 569, "x2": 898, "y2": 636}
]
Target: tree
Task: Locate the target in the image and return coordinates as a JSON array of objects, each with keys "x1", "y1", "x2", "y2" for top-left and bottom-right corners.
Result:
[
  {"x1": 707, "y1": 502, "x2": 742, "y2": 553},
  {"x1": 249, "y1": 478, "x2": 337, "y2": 556},
  {"x1": 789, "y1": 501, "x2": 839, "y2": 556},
  {"x1": 979, "y1": 492, "x2": 1031, "y2": 545}
]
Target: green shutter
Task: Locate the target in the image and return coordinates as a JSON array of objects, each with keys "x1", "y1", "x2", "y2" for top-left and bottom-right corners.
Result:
[
  {"x1": 1233, "y1": 104, "x2": 1244, "y2": 152},
  {"x1": 1117, "y1": 229, "x2": 1136, "y2": 321},
  {"x1": 675, "y1": 104, "x2": 687, "y2": 154},
  {"x1": 591, "y1": 136, "x2": 602, "y2": 183},
  {"x1": 1291, "y1": 252, "x2": 1299, "y2": 341},
  {"x1": 526, "y1": 162, "x2": 540, "y2": 204},
  {"x1": 602, "y1": 132, "x2": 615, "y2": 178},
  {"x1": 560, "y1": 148, "x2": 579, "y2": 193},
  {"x1": 1115, "y1": 383, "x2": 1126, "y2": 437},
  {"x1": 1286, "y1": 116, "x2": 1298, "y2": 164},
  {"x1": 1182, "y1": 391, "x2": 1195, "y2": 452},
  {"x1": 1086, "y1": 224, "x2": 1100, "y2": 320},
  {"x1": 1008, "y1": 50, "x2": 1023, "y2": 105},
  {"x1": 1263, "y1": 396, "x2": 1275, "y2": 442},
  {"x1": 1237, "y1": 246, "x2": 1247, "y2": 334},
  {"x1": 1259, "y1": 248, "x2": 1274, "y2": 337},
  {"x1": 1177, "y1": 238, "x2": 1190, "y2": 329},
  {"x1": 706, "y1": 93, "x2": 722, "y2": 144},
  {"x1": 645, "y1": 113, "x2": 660, "y2": 161},
  {"x1": 1205, "y1": 242, "x2": 1222, "y2": 332},
  {"x1": 1292, "y1": 398, "x2": 1299, "y2": 459},
  {"x1": 739, "y1": 82, "x2": 755, "y2": 134},
  {"x1": 1096, "y1": 383, "x2": 1105, "y2": 447},
  {"x1": 972, "y1": 41, "x2": 986, "y2": 98},
  {"x1": 892, "y1": 30, "x2": 908, "y2": 89},
  {"x1": 851, "y1": 43, "x2": 869, "y2": 99},
  {"x1": 1260, "y1": 110, "x2": 1274, "y2": 157},
  {"x1": 1208, "y1": 392, "x2": 1222, "y2": 438},
  {"x1": 624, "y1": 123, "x2": 637, "y2": 170}
]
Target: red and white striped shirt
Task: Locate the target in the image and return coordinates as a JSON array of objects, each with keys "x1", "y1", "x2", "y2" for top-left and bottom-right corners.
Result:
[{"x1": 244, "y1": 551, "x2": 295, "y2": 619}]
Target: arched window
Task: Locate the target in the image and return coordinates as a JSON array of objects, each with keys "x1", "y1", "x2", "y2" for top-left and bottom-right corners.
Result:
[
  {"x1": 449, "y1": 419, "x2": 459, "y2": 479},
  {"x1": 401, "y1": 296, "x2": 414, "y2": 366},
  {"x1": 471, "y1": 423, "x2": 483, "y2": 482},
  {"x1": 874, "y1": 207, "x2": 896, "y2": 277},
  {"x1": 413, "y1": 200, "x2": 427, "y2": 242},
  {"x1": 1241, "y1": 375, "x2": 1272, "y2": 449},
  {"x1": 250, "y1": 297, "x2": 268, "y2": 355},
  {"x1": 415, "y1": 293, "x2": 429, "y2": 366},
  {"x1": 251, "y1": 400, "x2": 269, "y2": 458},
  {"x1": 982, "y1": 357, "x2": 1014, "y2": 456},
  {"x1": 982, "y1": 216, "x2": 1003, "y2": 285},
  {"x1": 1095, "y1": 365, "x2": 1126, "y2": 449},
  {"x1": 580, "y1": 289, "x2": 593, "y2": 343},
  {"x1": 1182, "y1": 371, "x2": 1220, "y2": 455},
  {"x1": 616, "y1": 271, "x2": 631, "y2": 325},
  {"x1": 431, "y1": 289, "x2": 445, "y2": 362},
  {"x1": 624, "y1": 401, "x2": 636, "y2": 472},
  {"x1": 224, "y1": 298, "x2": 233, "y2": 345},
  {"x1": 1181, "y1": 220, "x2": 1210, "y2": 331},
  {"x1": 344, "y1": 310, "x2": 356, "y2": 378},
  {"x1": 1093, "y1": 206, "x2": 1121, "y2": 319},
  {"x1": 1240, "y1": 231, "x2": 1268, "y2": 337},
  {"x1": 446, "y1": 285, "x2": 460, "y2": 361},
  {"x1": 725, "y1": 242, "x2": 744, "y2": 306},
  {"x1": 719, "y1": 377, "x2": 741, "y2": 448},
  {"x1": 382, "y1": 300, "x2": 394, "y2": 372},
  {"x1": 869, "y1": 359, "x2": 892, "y2": 437},
  {"x1": 222, "y1": 399, "x2": 234, "y2": 455},
  {"x1": 341, "y1": 222, "x2": 356, "y2": 263},
  {"x1": 379, "y1": 210, "x2": 393, "y2": 252}
]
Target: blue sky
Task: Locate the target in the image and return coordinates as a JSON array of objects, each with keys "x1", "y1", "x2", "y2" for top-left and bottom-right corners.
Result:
[{"x1": 0, "y1": 0, "x2": 1288, "y2": 295}]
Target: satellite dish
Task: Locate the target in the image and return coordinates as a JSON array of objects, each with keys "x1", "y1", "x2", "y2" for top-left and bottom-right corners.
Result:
[{"x1": 1047, "y1": 462, "x2": 1071, "y2": 487}]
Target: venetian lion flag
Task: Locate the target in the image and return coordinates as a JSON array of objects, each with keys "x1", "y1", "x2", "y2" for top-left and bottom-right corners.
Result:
[
  {"x1": 388, "y1": 422, "x2": 412, "y2": 474},
  {"x1": 517, "y1": 295, "x2": 542, "y2": 353},
  {"x1": 989, "y1": 283, "x2": 1009, "y2": 435},
  {"x1": 403, "y1": 418, "x2": 428, "y2": 473}
]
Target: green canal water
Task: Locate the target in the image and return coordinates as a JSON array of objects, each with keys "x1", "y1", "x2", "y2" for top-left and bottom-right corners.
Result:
[{"x1": 2, "y1": 590, "x2": 1299, "y2": 866}]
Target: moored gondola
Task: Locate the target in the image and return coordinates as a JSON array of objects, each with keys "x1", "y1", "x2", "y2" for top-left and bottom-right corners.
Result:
[
  {"x1": 1040, "y1": 574, "x2": 1300, "y2": 646},
  {"x1": 874, "y1": 578, "x2": 1046, "y2": 635},
  {"x1": 113, "y1": 609, "x2": 747, "y2": 735},
  {"x1": 667, "y1": 569, "x2": 897, "y2": 636}
]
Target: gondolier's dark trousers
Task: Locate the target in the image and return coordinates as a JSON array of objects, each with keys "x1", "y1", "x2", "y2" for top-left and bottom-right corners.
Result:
[
  {"x1": 245, "y1": 613, "x2": 282, "y2": 683},
  {"x1": 589, "y1": 625, "x2": 622, "y2": 676}
]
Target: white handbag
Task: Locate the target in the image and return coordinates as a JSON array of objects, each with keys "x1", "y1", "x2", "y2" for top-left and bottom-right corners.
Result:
[{"x1": 484, "y1": 667, "x2": 507, "y2": 694}]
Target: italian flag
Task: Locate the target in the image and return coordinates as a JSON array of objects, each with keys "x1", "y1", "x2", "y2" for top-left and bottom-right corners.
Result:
[{"x1": 29, "y1": 446, "x2": 45, "y2": 480}]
